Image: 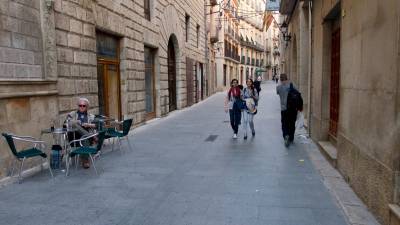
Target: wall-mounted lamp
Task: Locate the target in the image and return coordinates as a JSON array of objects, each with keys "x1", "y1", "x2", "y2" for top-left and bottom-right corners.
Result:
[
  {"x1": 280, "y1": 22, "x2": 288, "y2": 34},
  {"x1": 284, "y1": 33, "x2": 291, "y2": 42},
  {"x1": 280, "y1": 22, "x2": 291, "y2": 46}
]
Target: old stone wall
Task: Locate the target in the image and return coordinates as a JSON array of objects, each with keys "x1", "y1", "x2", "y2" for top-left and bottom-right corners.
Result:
[
  {"x1": 54, "y1": 0, "x2": 206, "y2": 123},
  {"x1": 0, "y1": 0, "x2": 207, "y2": 180},
  {"x1": 337, "y1": 1, "x2": 400, "y2": 224},
  {"x1": 0, "y1": 1, "x2": 59, "y2": 178},
  {"x1": 0, "y1": 0, "x2": 43, "y2": 79},
  {"x1": 309, "y1": 0, "x2": 400, "y2": 224}
]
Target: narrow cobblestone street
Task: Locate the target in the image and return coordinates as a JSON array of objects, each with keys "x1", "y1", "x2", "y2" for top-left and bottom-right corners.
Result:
[{"x1": 0, "y1": 82, "x2": 349, "y2": 225}]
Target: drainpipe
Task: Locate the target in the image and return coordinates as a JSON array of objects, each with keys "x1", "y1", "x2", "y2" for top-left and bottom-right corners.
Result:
[
  {"x1": 307, "y1": 0, "x2": 313, "y2": 136},
  {"x1": 204, "y1": 0, "x2": 209, "y2": 96}
]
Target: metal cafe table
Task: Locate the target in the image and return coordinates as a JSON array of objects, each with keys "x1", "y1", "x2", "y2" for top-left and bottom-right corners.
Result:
[{"x1": 40, "y1": 127, "x2": 77, "y2": 170}]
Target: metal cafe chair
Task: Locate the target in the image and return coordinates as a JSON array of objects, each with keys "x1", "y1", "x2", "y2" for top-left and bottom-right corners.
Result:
[
  {"x1": 1, "y1": 133, "x2": 54, "y2": 183},
  {"x1": 66, "y1": 131, "x2": 106, "y2": 176},
  {"x1": 104, "y1": 119, "x2": 133, "y2": 152}
]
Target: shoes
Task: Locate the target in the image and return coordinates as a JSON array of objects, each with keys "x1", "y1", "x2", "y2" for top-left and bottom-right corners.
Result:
[
  {"x1": 252, "y1": 131, "x2": 255, "y2": 136},
  {"x1": 233, "y1": 134, "x2": 238, "y2": 139},
  {"x1": 284, "y1": 135, "x2": 290, "y2": 147},
  {"x1": 244, "y1": 135, "x2": 247, "y2": 140},
  {"x1": 81, "y1": 159, "x2": 90, "y2": 169}
]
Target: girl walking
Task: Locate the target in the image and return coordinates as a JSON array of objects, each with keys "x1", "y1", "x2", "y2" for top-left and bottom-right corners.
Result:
[
  {"x1": 224, "y1": 79, "x2": 243, "y2": 139},
  {"x1": 243, "y1": 79, "x2": 259, "y2": 139}
]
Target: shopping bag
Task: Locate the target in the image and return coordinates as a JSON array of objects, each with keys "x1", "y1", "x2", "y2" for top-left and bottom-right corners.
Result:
[{"x1": 295, "y1": 111, "x2": 307, "y2": 136}]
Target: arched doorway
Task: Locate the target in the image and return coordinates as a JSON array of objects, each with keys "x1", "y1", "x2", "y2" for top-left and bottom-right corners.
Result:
[{"x1": 167, "y1": 37, "x2": 177, "y2": 111}]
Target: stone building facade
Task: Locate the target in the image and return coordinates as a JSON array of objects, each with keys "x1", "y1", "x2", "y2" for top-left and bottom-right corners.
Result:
[
  {"x1": 264, "y1": 13, "x2": 281, "y2": 81},
  {"x1": 238, "y1": 0, "x2": 266, "y2": 84},
  {"x1": 280, "y1": 0, "x2": 400, "y2": 224},
  {"x1": 212, "y1": 0, "x2": 268, "y2": 88},
  {"x1": 0, "y1": 0, "x2": 209, "y2": 180},
  {"x1": 214, "y1": 0, "x2": 240, "y2": 89}
]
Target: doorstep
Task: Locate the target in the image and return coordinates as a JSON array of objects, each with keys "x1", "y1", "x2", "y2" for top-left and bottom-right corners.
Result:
[
  {"x1": 389, "y1": 204, "x2": 400, "y2": 225},
  {"x1": 318, "y1": 141, "x2": 338, "y2": 168}
]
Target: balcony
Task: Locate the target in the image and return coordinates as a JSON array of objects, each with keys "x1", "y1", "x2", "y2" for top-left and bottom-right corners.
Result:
[
  {"x1": 225, "y1": 28, "x2": 239, "y2": 43},
  {"x1": 209, "y1": 0, "x2": 217, "y2": 6},
  {"x1": 240, "y1": 39, "x2": 265, "y2": 52},
  {"x1": 273, "y1": 49, "x2": 280, "y2": 56},
  {"x1": 210, "y1": 25, "x2": 218, "y2": 43},
  {"x1": 210, "y1": 35, "x2": 218, "y2": 44},
  {"x1": 224, "y1": 49, "x2": 240, "y2": 63}
]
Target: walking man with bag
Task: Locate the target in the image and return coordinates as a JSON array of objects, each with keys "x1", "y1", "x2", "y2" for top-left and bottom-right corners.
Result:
[{"x1": 276, "y1": 74, "x2": 303, "y2": 147}]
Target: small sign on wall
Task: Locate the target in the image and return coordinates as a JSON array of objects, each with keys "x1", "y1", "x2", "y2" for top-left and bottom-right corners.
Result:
[{"x1": 266, "y1": 0, "x2": 280, "y2": 12}]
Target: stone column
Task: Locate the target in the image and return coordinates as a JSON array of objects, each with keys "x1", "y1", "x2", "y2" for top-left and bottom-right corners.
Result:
[
  {"x1": 40, "y1": 0, "x2": 57, "y2": 80},
  {"x1": 299, "y1": 2, "x2": 309, "y2": 118}
]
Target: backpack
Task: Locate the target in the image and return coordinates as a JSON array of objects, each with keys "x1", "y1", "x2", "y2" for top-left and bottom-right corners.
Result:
[
  {"x1": 254, "y1": 81, "x2": 261, "y2": 94},
  {"x1": 287, "y1": 83, "x2": 303, "y2": 111}
]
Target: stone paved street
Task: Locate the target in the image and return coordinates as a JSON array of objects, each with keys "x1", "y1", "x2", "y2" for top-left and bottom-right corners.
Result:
[{"x1": 0, "y1": 82, "x2": 349, "y2": 225}]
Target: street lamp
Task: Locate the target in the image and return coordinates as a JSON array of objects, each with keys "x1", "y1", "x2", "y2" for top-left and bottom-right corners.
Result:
[
  {"x1": 280, "y1": 22, "x2": 291, "y2": 45},
  {"x1": 280, "y1": 22, "x2": 288, "y2": 34},
  {"x1": 284, "y1": 33, "x2": 291, "y2": 42}
]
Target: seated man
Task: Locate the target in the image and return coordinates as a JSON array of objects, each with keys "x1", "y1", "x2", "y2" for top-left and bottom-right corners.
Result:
[{"x1": 66, "y1": 97, "x2": 96, "y2": 168}]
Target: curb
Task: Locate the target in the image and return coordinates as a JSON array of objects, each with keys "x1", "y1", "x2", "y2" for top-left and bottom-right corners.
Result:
[{"x1": 301, "y1": 139, "x2": 381, "y2": 225}]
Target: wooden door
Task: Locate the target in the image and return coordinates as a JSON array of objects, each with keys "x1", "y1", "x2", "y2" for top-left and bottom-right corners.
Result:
[
  {"x1": 96, "y1": 32, "x2": 121, "y2": 120},
  {"x1": 97, "y1": 62, "x2": 121, "y2": 120},
  {"x1": 168, "y1": 39, "x2": 177, "y2": 111},
  {"x1": 329, "y1": 28, "x2": 340, "y2": 137},
  {"x1": 240, "y1": 67, "x2": 243, "y2": 84},
  {"x1": 223, "y1": 65, "x2": 227, "y2": 86},
  {"x1": 200, "y1": 63, "x2": 204, "y2": 100},
  {"x1": 144, "y1": 47, "x2": 156, "y2": 119},
  {"x1": 194, "y1": 63, "x2": 198, "y2": 103},
  {"x1": 186, "y1": 57, "x2": 194, "y2": 106}
]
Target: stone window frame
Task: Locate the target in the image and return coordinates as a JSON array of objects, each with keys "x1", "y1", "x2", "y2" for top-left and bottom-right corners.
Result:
[
  {"x1": 196, "y1": 24, "x2": 200, "y2": 48},
  {"x1": 185, "y1": 14, "x2": 191, "y2": 43}
]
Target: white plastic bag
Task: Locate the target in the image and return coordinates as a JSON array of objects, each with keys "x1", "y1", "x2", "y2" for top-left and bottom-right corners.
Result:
[{"x1": 295, "y1": 112, "x2": 308, "y2": 142}]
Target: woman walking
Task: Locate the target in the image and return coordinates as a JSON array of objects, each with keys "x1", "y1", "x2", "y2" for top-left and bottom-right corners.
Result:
[
  {"x1": 243, "y1": 79, "x2": 259, "y2": 139},
  {"x1": 224, "y1": 79, "x2": 243, "y2": 139}
]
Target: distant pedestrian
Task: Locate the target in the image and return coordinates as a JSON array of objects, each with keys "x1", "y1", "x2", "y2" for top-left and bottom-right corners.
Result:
[
  {"x1": 276, "y1": 74, "x2": 300, "y2": 147},
  {"x1": 275, "y1": 75, "x2": 279, "y2": 84},
  {"x1": 253, "y1": 76, "x2": 262, "y2": 96},
  {"x1": 243, "y1": 79, "x2": 258, "y2": 139},
  {"x1": 225, "y1": 79, "x2": 243, "y2": 139}
]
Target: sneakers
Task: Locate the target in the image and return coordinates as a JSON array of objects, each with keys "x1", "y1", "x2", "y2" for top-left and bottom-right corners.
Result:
[
  {"x1": 244, "y1": 135, "x2": 247, "y2": 140},
  {"x1": 252, "y1": 131, "x2": 255, "y2": 136},
  {"x1": 233, "y1": 133, "x2": 238, "y2": 139},
  {"x1": 284, "y1": 135, "x2": 290, "y2": 147}
]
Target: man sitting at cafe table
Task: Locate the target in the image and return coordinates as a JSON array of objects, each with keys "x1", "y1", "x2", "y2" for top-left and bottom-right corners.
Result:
[{"x1": 66, "y1": 97, "x2": 96, "y2": 169}]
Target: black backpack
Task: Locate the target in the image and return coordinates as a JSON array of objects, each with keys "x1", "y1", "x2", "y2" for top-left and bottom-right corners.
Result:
[{"x1": 287, "y1": 83, "x2": 303, "y2": 111}]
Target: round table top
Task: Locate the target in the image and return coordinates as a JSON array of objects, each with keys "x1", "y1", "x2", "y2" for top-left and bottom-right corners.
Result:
[{"x1": 41, "y1": 128, "x2": 77, "y2": 134}]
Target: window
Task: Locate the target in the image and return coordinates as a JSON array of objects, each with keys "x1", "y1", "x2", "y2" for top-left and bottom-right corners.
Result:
[
  {"x1": 185, "y1": 14, "x2": 190, "y2": 42},
  {"x1": 196, "y1": 24, "x2": 200, "y2": 48},
  {"x1": 144, "y1": 0, "x2": 150, "y2": 20}
]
